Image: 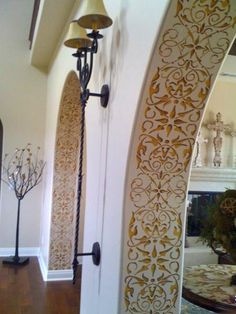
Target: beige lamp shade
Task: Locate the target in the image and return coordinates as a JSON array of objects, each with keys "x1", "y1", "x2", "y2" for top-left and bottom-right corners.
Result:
[
  {"x1": 64, "y1": 21, "x2": 92, "y2": 49},
  {"x1": 78, "y1": 0, "x2": 113, "y2": 30}
]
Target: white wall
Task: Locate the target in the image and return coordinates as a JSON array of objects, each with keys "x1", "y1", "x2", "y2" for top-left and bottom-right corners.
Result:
[
  {"x1": 39, "y1": 49, "x2": 76, "y2": 266},
  {"x1": 0, "y1": 0, "x2": 47, "y2": 249},
  {"x1": 40, "y1": 0, "x2": 169, "y2": 312},
  {"x1": 93, "y1": 2, "x2": 170, "y2": 313},
  {"x1": 184, "y1": 247, "x2": 218, "y2": 267}
]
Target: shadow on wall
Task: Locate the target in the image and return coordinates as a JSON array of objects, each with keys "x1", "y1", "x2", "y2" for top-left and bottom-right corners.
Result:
[
  {"x1": 93, "y1": 3, "x2": 128, "y2": 104},
  {"x1": 108, "y1": 5, "x2": 128, "y2": 103}
]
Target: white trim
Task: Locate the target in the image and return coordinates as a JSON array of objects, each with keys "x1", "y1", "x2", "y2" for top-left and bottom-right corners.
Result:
[
  {"x1": 0, "y1": 247, "x2": 40, "y2": 256},
  {"x1": 191, "y1": 167, "x2": 236, "y2": 182},
  {"x1": 38, "y1": 250, "x2": 48, "y2": 281},
  {"x1": 38, "y1": 249, "x2": 73, "y2": 281},
  {"x1": 0, "y1": 247, "x2": 74, "y2": 281},
  {"x1": 47, "y1": 269, "x2": 73, "y2": 281},
  {"x1": 189, "y1": 167, "x2": 236, "y2": 191}
]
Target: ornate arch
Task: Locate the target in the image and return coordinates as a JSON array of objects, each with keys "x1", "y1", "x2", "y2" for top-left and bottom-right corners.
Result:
[
  {"x1": 49, "y1": 71, "x2": 83, "y2": 270},
  {"x1": 122, "y1": 1, "x2": 236, "y2": 313}
]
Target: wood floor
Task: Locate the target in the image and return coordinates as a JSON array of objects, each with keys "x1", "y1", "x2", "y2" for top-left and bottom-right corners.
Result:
[{"x1": 0, "y1": 257, "x2": 81, "y2": 314}]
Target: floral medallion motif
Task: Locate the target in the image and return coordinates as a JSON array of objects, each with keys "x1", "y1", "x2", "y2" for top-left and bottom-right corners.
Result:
[{"x1": 122, "y1": 1, "x2": 236, "y2": 313}]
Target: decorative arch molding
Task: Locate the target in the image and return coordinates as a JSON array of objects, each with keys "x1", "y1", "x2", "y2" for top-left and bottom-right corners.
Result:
[
  {"x1": 121, "y1": 1, "x2": 236, "y2": 313},
  {"x1": 49, "y1": 71, "x2": 83, "y2": 270}
]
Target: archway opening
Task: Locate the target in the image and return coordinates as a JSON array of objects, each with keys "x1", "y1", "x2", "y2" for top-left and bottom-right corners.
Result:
[
  {"x1": 183, "y1": 42, "x2": 236, "y2": 311},
  {"x1": 121, "y1": 1, "x2": 236, "y2": 313}
]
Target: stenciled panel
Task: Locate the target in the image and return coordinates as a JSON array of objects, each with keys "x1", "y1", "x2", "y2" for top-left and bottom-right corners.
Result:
[
  {"x1": 49, "y1": 71, "x2": 81, "y2": 270},
  {"x1": 121, "y1": 1, "x2": 236, "y2": 313}
]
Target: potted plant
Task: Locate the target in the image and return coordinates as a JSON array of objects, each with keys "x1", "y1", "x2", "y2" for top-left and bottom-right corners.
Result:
[
  {"x1": 200, "y1": 189, "x2": 236, "y2": 260},
  {"x1": 200, "y1": 189, "x2": 236, "y2": 284}
]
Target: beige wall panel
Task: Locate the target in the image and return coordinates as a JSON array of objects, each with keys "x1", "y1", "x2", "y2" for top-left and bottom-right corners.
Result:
[{"x1": 0, "y1": 0, "x2": 46, "y2": 249}]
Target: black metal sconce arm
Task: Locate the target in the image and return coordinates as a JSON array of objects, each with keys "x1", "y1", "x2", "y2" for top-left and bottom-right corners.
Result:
[
  {"x1": 72, "y1": 30, "x2": 109, "y2": 108},
  {"x1": 72, "y1": 30, "x2": 109, "y2": 284},
  {"x1": 73, "y1": 242, "x2": 101, "y2": 284},
  {"x1": 77, "y1": 242, "x2": 101, "y2": 266}
]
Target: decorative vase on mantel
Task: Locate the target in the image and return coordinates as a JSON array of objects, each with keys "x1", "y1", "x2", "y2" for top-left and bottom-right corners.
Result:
[{"x1": 1, "y1": 144, "x2": 45, "y2": 265}]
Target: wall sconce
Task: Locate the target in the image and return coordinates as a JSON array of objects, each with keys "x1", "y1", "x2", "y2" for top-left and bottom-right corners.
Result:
[
  {"x1": 64, "y1": 0, "x2": 112, "y2": 283},
  {"x1": 64, "y1": 0, "x2": 112, "y2": 107}
]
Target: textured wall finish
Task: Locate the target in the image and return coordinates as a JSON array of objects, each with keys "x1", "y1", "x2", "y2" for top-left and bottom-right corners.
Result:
[
  {"x1": 49, "y1": 71, "x2": 81, "y2": 270},
  {"x1": 122, "y1": 1, "x2": 236, "y2": 313}
]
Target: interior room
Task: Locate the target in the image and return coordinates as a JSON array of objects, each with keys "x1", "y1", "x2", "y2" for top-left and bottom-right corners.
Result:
[
  {"x1": 0, "y1": 0, "x2": 236, "y2": 313},
  {"x1": 185, "y1": 54, "x2": 236, "y2": 266}
]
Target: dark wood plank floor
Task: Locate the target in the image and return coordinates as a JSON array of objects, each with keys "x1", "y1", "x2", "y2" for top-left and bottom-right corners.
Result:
[{"x1": 0, "y1": 257, "x2": 81, "y2": 314}]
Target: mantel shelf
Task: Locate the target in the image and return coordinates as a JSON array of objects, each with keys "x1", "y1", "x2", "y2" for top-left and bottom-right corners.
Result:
[{"x1": 190, "y1": 167, "x2": 236, "y2": 183}]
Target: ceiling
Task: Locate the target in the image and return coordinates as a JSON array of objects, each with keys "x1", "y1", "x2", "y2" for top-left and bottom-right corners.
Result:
[{"x1": 29, "y1": 0, "x2": 78, "y2": 72}]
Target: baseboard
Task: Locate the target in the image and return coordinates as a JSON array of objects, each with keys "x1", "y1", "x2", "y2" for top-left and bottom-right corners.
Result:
[
  {"x1": 38, "y1": 249, "x2": 73, "y2": 281},
  {"x1": 47, "y1": 269, "x2": 73, "y2": 281},
  {"x1": 0, "y1": 247, "x2": 40, "y2": 257},
  {"x1": 0, "y1": 247, "x2": 74, "y2": 281},
  {"x1": 38, "y1": 250, "x2": 48, "y2": 281}
]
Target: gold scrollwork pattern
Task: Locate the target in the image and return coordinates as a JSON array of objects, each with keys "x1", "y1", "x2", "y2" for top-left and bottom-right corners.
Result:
[
  {"x1": 49, "y1": 72, "x2": 81, "y2": 270},
  {"x1": 123, "y1": 1, "x2": 236, "y2": 313}
]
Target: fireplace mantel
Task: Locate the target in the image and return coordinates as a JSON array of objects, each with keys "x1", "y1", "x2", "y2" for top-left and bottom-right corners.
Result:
[{"x1": 189, "y1": 167, "x2": 236, "y2": 191}]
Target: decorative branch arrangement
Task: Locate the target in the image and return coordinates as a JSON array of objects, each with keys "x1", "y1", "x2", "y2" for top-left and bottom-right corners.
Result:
[
  {"x1": 200, "y1": 190, "x2": 236, "y2": 268},
  {"x1": 1, "y1": 144, "x2": 45, "y2": 265}
]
